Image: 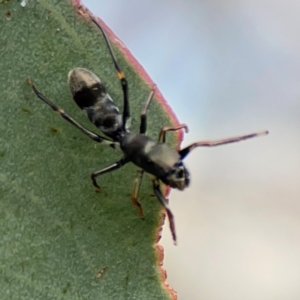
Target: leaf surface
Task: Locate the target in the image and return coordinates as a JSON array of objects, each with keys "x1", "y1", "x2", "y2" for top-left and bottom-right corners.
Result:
[{"x1": 0, "y1": 1, "x2": 179, "y2": 299}]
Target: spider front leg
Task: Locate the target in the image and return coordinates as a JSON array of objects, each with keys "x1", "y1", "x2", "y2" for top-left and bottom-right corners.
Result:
[
  {"x1": 27, "y1": 79, "x2": 117, "y2": 148},
  {"x1": 179, "y1": 130, "x2": 269, "y2": 159},
  {"x1": 91, "y1": 157, "x2": 129, "y2": 191}
]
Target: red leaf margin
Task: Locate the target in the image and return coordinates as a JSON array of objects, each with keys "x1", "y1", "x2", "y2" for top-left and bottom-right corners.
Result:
[{"x1": 70, "y1": 1, "x2": 183, "y2": 299}]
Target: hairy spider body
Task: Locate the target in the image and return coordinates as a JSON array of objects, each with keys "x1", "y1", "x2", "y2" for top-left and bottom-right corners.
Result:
[
  {"x1": 120, "y1": 133, "x2": 190, "y2": 190},
  {"x1": 68, "y1": 68, "x2": 123, "y2": 140},
  {"x1": 28, "y1": 16, "x2": 268, "y2": 244}
]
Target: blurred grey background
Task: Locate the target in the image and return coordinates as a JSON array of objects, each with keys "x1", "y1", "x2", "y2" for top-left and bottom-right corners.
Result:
[{"x1": 83, "y1": 1, "x2": 300, "y2": 299}]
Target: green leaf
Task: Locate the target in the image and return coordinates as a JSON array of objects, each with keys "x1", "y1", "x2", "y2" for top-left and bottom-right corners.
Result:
[{"x1": 0, "y1": 1, "x2": 179, "y2": 299}]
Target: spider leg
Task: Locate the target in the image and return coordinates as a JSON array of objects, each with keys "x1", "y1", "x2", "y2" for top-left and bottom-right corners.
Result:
[
  {"x1": 179, "y1": 130, "x2": 269, "y2": 159},
  {"x1": 28, "y1": 79, "x2": 118, "y2": 148},
  {"x1": 130, "y1": 86, "x2": 156, "y2": 218},
  {"x1": 158, "y1": 124, "x2": 189, "y2": 143},
  {"x1": 152, "y1": 179, "x2": 177, "y2": 245},
  {"x1": 139, "y1": 86, "x2": 156, "y2": 134},
  {"x1": 131, "y1": 168, "x2": 145, "y2": 218},
  {"x1": 91, "y1": 17, "x2": 130, "y2": 131},
  {"x1": 91, "y1": 157, "x2": 129, "y2": 191}
]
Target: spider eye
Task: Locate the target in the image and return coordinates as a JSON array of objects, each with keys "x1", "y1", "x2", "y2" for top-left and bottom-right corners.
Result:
[
  {"x1": 170, "y1": 168, "x2": 176, "y2": 174},
  {"x1": 177, "y1": 169, "x2": 184, "y2": 178}
]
